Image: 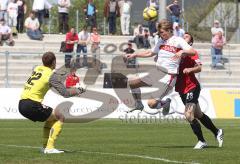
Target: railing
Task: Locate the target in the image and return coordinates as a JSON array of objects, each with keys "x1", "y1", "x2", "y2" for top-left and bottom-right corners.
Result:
[{"x1": 0, "y1": 46, "x2": 239, "y2": 88}]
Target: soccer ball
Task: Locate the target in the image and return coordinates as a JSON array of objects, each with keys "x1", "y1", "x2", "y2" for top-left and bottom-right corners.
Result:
[{"x1": 143, "y1": 7, "x2": 158, "y2": 21}]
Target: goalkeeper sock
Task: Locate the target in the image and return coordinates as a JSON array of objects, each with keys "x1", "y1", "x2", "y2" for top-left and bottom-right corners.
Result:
[
  {"x1": 46, "y1": 121, "x2": 63, "y2": 149},
  {"x1": 199, "y1": 113, "x2": 218, "y2": 136},
  {"x1": 190, "y1": 119, "x2": 205, "y2": 142},
  {"x1": 43, "y1": 121, "x2": 55, "y2": 148}
]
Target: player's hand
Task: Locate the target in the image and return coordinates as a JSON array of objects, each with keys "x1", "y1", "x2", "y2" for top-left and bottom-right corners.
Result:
[
  {"x1": 171, "y1": 50, "x2": 183, "y2": 60},
  {"x1": 76, "y1": 83, "x2": 87, "y2": 94},
  {"x1": 125, "y1": 53, "x2": 136, "y2": 59},
  {"x1": 183, "y1": 68, "x2": 192, "y2": 74}
]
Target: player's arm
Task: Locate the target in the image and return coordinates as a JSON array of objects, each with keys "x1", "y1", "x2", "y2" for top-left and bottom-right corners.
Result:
[
  {"x1": 178, "y1": 48, "x2": 195, "y2": 57},
  {"x1": 49, "y1": 73, "x2": 85, "y2": 98},
  {"x1": 126, "y1": 50, "x2": 156, "y2": 59},
  {"x1": 183, "y1": 63, "x2": 202, "y2": 74},
  {"x1": 173, "y1": 38, "x2": 196, "y2": 60},
  {"x1": 172, "y1": 48, "x2": 195, "y2": 61}
]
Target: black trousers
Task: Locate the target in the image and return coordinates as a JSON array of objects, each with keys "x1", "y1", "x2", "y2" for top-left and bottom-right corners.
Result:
[
  {"x1": 17, "y1": 13, "x2": 24, "y2": 33},
  {"x1": 58, "y1": 12, "x2": 69, "y2": 34}
]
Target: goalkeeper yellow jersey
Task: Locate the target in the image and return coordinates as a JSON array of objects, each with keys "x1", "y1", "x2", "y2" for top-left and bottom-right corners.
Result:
[{"x1": 21, "y1": 65, "x2": 53, "y2": 103}]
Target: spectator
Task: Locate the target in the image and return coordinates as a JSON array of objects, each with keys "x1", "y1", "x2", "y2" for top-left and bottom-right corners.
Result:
[
  {"x1": 133, "y1": 24, "x2": 150, "y2": 49},
  {"x1": 16, "y1": 0, "x2": 27, "y2": 33},
  {"x1": 24, "y1": 11, "x2": 43, "y2": 40},
  {"x1": 7, "y1": 0, "x2": 18, "y2": 35},
  {"x1": 103, "y1": 0, "x2": 120, "y2": 35},
  {"x1": 123, "y1": 42, "x2": 136, "y2": 68},
  {"x1": 32, "y1": 0, "x2": 52, "y2": 30},
  {"x1": 133, "y1": 24, "x2": 143, "y2": 48},
  {"x1": 211, "y1": 20, "x2": 224, "y2": 68},
  {"x1": 90, "y1": 27, "x2": 101, "y2": 72},
  {"x1": 65, "y1": 27, "x2": 78, "y2": 67},
  {"x1": 90, "y1": 27, "x2": 100, "y2": 53},
  {"x1": 211, "y1": 31, "x2": 226, "y2": 68},
  {"x1": 143, "y1": 29, "x2": 151, "y2": 49},
  {"x1": 166, "y1": 0, "x2": 181, "y2": 23},
  {"x1": 124, "y1": 42, "x2": 135, "y2": 54},
  {"x1": 0, "y1": 0, "x2": 9, "y2": 22},
  {"x1": 146, "y1": 0, "x2": 159, "y2": 36},
  {"x1": 211, "y1": 20, "x2": 224, "y2": 37},
  {"x1": 118, "y1": 0, "x2": 132, "y2": 35},
  {"x1": 65, "y1": 66, "x2": 80, "y2": 88},
  {"x1": 77, "y1": 26, "x2": 90, "y2": 67},
  {"x1": 0, "y1": 19, "x2": 14, "y2": 46},
  {"x1": 173, "y1": 22, "x2": 185, "y2": 37},
  {"x1": 58, "y1": 0, "x2": 70, "y2": 34},
  {"x1": 84, "y1": 0, "x2": 98, "y2": 32}
]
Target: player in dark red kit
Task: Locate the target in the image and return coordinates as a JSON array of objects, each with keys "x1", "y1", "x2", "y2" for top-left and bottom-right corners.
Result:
[{"x1": 175, "y1": 32, "x2": 223, "y2": 149}]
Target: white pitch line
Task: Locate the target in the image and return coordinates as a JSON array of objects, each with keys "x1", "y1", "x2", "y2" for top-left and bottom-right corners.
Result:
[{"x1": 0, "y1": 144, "x2": 200, "y2": 164}]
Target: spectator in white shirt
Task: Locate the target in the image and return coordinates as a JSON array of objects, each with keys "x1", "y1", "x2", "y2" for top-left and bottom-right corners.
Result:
[
  {"x1": 32, "y1": 0, "x2": 52, "y2": 30},
  {"x1": 173, "y1": 22, "x2": 185, "y2": 38},
  {"x1": 77, "y1": 26, "x2": 90, "y2": 67},
  {"x1": 211, "y1": 20, "x2": 224, "y2": 37},
  {"x1": 7, "y1": 0, "x2": 18, "y2": 34},
  {"x1": 0, "y1": 0, "x2": 9, "y2": 22},
  {"x1": 58, "y1": 0, "x2": 70, "y2": 34},
  {"x1": 24, "y1": 11, "x2": 43, "y2": 40},
  {"x1": 118, "y1": 0, "x2": 132, "y2": 35},
  {"x1": 0, "y1": 19, "x2": 14, "y2": 46}
]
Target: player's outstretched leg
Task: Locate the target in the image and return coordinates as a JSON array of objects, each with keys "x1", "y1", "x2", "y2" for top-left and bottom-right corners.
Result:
[
  {"x1": 147, "y1": 98, "x2": 171, "y2": 115},
  {"x1": 127, "y1": 79, "x2": 148, "y2": 113}
]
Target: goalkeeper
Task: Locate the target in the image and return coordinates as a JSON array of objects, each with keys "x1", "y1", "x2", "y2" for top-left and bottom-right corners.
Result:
[{"x1": 19, "y1": 52, "x2": 86, "y2": 154}]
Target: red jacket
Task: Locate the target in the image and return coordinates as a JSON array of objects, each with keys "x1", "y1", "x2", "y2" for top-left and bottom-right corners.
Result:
[{"x1": 65, "y1": 32, "x2": 79, "y2": 51}]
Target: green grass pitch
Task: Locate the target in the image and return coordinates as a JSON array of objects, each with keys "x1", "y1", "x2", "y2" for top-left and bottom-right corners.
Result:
[{"x1": 0, "y1": 119, "x2": 239, "y2": 164}]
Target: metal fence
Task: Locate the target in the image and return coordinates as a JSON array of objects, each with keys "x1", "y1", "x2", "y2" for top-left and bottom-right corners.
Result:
[{"x1": 0, "y1": 45, "x2": 238, "y2": 88}]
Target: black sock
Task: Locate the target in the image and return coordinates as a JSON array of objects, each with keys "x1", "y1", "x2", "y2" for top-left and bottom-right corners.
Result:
[
  {"x1": 199, "y1": 113, "x2": 218, "y2": 137},
  {"x1": 190, "y1": 119, "x2": 205, "y2": 142}
]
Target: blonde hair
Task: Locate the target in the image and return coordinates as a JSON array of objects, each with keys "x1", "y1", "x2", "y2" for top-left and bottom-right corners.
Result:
[{"x1": 158, "y1": 19, "x2": 173, "y2": 33}]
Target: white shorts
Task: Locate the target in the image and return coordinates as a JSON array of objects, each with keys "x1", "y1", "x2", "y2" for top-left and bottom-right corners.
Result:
[{"x1": 140, "y1": 68, "x2": 177, "y2": 101}]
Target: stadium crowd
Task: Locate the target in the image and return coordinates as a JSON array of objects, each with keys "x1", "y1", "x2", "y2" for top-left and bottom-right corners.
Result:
[{"x1": 0, "y1": 0, "x2": 226, "y2": 70}]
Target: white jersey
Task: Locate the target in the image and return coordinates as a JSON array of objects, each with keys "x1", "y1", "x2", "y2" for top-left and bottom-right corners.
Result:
[{"x1": 152, "y1": 36, "x2": 192, "y2": 74}]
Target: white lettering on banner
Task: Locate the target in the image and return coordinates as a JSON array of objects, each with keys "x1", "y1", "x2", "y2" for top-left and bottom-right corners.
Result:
[
  {"x1": 3, "y1": 106, "x2": 18, "y2": 113},
  {"x1": 0, "y1": 88, "x2": 216, "y2": 119}
]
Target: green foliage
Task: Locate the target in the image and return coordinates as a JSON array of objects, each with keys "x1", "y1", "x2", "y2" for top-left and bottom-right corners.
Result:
[
  {"x1": 53, "y1": 0, "x2": 106, "y2": 34},
  {"x1": 184, "y1": 0, "x2": 238, "y2": 41},
  {"x1": 24, "y1": 0, "x2": 107, "y2": 34}
]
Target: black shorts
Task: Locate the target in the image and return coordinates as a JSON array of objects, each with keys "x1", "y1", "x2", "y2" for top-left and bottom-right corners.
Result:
[
  {"x1": 179, "y1": 85, "x2": 201, "y2": 105},
  {"x1": 18, "y1": 99, "x2": 53, "y2": 122}
]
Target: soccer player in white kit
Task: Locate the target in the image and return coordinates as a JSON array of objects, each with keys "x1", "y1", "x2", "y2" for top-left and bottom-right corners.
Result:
[{"x1": 125, "y1": 19, "x2": 195, "y2": 113}]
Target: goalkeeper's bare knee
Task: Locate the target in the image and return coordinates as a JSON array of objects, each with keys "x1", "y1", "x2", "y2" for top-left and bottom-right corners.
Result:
[{"x1": 53, "y1": 109, "x2": 65, "y2": 122}]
